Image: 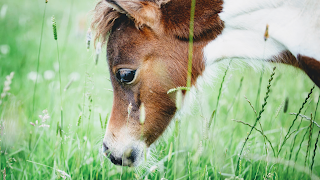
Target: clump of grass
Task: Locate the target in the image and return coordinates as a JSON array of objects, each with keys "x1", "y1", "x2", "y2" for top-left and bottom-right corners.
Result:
[
  {"x1": 236, "y1": 67, "x2": 276, "y2": 174},
  {"x1": 27, "y1": 160, "x2": 71, "y2": 179},
  {"x1": 277, "y1": 85, "x2": 315, "y2": 156},
  {"x1": 232, "y1": 119, "x2": 275, "y2": 156}
]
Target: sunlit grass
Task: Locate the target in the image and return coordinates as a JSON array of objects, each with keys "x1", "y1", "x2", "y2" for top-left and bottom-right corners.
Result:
[{"x1": 0, "y1": 0, "x2": 319, "y2": 179}]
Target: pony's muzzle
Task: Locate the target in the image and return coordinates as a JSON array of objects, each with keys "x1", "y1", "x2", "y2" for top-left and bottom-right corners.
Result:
[{"x1": 102, "y1": 142, "x2": 137, "y2": 166}]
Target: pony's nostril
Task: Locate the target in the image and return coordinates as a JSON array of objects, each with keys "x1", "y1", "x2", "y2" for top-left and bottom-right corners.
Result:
[
  {"x1": 109, "y1": 154, "x2": 123, "y2": 165},
  {"x1": 102, "y1": 142, "x2": 109, "y2": 152},
  {"x1": 124, "y1": 147, "x2": 136, "y2": 163}
]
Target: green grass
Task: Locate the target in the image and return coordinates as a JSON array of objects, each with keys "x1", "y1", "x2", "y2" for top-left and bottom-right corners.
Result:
[{"x1": 1, "y1": 0, "x2": 320, "y2": 179}]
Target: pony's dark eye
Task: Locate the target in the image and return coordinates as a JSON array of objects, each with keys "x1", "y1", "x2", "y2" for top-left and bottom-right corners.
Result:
[{"x1": 116, "y1": 69, "x2": 136, "y2": 84}]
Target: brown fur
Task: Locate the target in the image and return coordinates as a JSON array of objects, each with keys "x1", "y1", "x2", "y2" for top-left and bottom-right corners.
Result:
[
  {"x1": 297, "y1": 55, "x2": 320, "y2": 87},
  {"x1": 272, "y1": 51, "x2": 320, "y2": 87}
]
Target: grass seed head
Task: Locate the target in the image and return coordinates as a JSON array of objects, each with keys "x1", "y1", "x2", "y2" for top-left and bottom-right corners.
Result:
[
  {"x1": 140, "y1": 103, "x2": 146, "y2": 125},
  {"x1": 51, "y1": 16, "x2": 57, "y2": 40},
  {"x1": 86, "y1": 28, "x2": 92, "y2": 51},
  {"x1": 95, "y1": 42, "x2": 101, "y2": 64}
]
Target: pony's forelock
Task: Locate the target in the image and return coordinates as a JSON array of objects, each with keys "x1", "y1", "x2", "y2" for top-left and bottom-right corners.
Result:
[{"x1": 91, "y1": 1, "x2": 121, "y2": 46}]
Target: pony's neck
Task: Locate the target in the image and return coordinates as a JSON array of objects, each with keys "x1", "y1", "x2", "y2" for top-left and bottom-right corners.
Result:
[{"x1": 204, "y1": 0, "x2": 320, "y2": 66}]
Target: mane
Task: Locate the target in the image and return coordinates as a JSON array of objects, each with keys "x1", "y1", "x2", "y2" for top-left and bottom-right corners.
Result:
[{"x1": 91, "y1": 1, "x2": 121, "y2": 46}]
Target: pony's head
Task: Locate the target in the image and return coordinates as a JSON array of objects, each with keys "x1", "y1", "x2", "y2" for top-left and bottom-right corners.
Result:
[{"x1": 92, "y1": 0, "x2": 223, "y2": 166}]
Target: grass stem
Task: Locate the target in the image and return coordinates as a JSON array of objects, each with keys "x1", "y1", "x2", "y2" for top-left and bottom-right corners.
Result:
[
  {"x1": 186, "y1": 0, "x2": 196, "y2": 88},
  {"x1": 32, "y1": 3, "x2": 47, "y2": 119}
]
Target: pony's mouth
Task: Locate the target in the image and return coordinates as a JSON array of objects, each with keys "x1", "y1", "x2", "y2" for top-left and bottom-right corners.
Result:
[{"x1": 102, "y1": 141, "x2": 147, "y2": 167}]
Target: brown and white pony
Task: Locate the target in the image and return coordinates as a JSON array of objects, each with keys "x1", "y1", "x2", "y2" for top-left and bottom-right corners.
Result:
[{"x1": 91, "y1": 0, "x2": 320, "y2": 166}]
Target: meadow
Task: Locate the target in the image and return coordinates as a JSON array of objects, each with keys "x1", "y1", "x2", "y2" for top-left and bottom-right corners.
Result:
[{"x1": 0, "y1": 0, "x2": 319, "y2": 179}]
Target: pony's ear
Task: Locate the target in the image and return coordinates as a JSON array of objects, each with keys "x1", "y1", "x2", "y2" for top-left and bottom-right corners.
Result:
[{"x1": 105, "y1": 0, "x2": 168, "y2": 30}]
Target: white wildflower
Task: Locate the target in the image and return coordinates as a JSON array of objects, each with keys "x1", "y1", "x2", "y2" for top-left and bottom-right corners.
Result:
[
  {"x1": 53, "y1": 62, "x2": 59, "y2": 71},
  {"x1": 0, "y1": 5, "x2": 8, "y2": 19},
  {"x1": 56, "y1": 169, "x2": 71, "y2": 179},
  {"x1": 39, "y1": 124, "x2": 50, "y2": 128},
  {"x1": 30, "y1": 110, "x2": 50, "y2": 128},
  {"x1": 85, "y1": 157, "x2": 93, "y2": 164},
  {"x1": 27, "y1": 71, "x2": 42, "y2": 82},
  {"x1": 0, "y1": 44, "x2": 10, "y2": 55},
  {"x1": 150, "y1": 165, "x2": 157, "y2": 173},
  {"x1": 4, "y1": 81, "x2": 10, "y2": 87},
  {"x1": 3, "y1": 86, "x2": 10, "y2": 92},
  {"x1": 0, "y1": 71, "x2": 14, "y2": 104},
  {"x1": 42, "y1": 114, "x2": 50, "y2": 121},
  {"x1": 44, "y1": 70, "x2": 55, "y2": 80}
]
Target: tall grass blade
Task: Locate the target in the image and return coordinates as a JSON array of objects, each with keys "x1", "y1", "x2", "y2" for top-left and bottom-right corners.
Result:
[
  {"x1": 311, "y1": 130, "x2": 320, "y2": 173},
  {"x1": 213, "y1": 60, "x2": 232, "y2": 128},
  {"x1": 255, "y1": 68, "x2": 265, "y2": 111},
  {"x1": 305, "y1": 118, "x2": 313, "y2": 166},
  {"x1": 294, "y1": 127, "x2": 309, "y2": 164},
  {"x1": 32, "y1": 3, "x2": 47, "y2": 119},
  {"x1": 186, "y1": 0, "x2": 196, "y2": 88}
]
